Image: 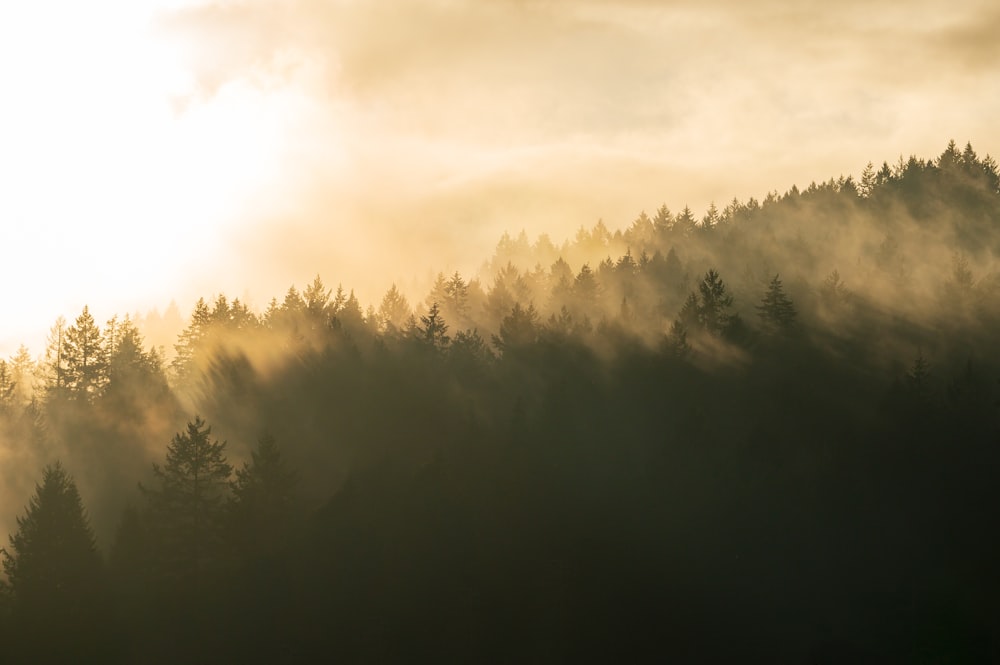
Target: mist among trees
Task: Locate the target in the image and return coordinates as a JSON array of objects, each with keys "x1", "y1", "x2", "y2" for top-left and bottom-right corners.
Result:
[{"x1": 2, "y1": 141, "x2": 1000, "y2": 662}]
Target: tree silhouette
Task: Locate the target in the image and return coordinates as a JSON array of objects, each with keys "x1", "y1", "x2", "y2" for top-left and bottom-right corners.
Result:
[
  {"x1": 61, "y1": 306, "x2": 106, "y2": 400},
  {"x1": 378, "y1": 283, "x2": 412, "y2": 333},
  {"x1": 2, "y1": 463, "x2": 107, "y2": 661},
  {"x1": 229, "y1": 433, "x2": 298, "y2": 558},
  {"x1": 142, "y1": 417, "x2": 232, "y2": 585},
  {"x1": 418, "y1": 302, "x2": 451, "y2": 351},
  {"x1": 696, "y1": 269, "x2": 734, "y2": 335},
  {"x1": 756, "y1": 274, "x2": 797, "y2": 335}
]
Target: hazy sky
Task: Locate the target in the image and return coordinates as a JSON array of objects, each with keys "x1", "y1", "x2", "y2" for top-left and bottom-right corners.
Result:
[{"x1": 1, "y1": 0, "x2": 998, "y2": 355}]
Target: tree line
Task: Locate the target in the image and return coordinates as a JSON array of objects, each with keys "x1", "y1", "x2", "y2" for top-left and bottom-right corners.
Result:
[{"x1": 1, "y1": 140, "x2": 999, "y2": 662}]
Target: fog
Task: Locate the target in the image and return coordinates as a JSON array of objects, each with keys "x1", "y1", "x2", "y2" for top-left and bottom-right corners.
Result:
[
  {"x1": 2, "y1": 2, "x2": 1000, "y2": 661},
  {"x1": 5, "y1": 0, "x2": 997, "y2": 357}
]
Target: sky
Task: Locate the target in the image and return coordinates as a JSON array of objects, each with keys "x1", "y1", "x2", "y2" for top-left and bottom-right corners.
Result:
[{"x1": 1, "y1": 0, "x2": 998, "y2": 356}]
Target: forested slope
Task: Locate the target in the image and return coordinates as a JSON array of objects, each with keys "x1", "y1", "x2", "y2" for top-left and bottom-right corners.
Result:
[{"x1": 1, "y1": 141, "x2": 999, "y2": 662}]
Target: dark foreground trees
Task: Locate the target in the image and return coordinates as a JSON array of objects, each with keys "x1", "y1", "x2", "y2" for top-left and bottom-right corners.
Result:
[
  {"x1": 1, "y1": 463, "x2": 109, "y2": 662},
  {"x1": 0, "y1": 141, "x2": 998, "y2": 662},
  {"x1": 141, "y1": 417, "x2": 232, "y2": 587}
]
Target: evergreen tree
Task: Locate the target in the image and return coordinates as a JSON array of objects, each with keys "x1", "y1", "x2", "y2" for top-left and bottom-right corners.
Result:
[
  {"x1": 229, "y1": 434, "x2": 297, "y2": 559},
  {"x1": 104, "y1": 316, "x2": 170, "y2": 415},
  {"x1": 756, "y1": 274, "x2": 797, "y2": 335},
  {"x1": 443, "y1": 271, "x2": 470, "y2": 324},
  {"x1": 42, "y1": 316, "x2": 69, "y2": 399},
  {"x1": 572, "y1": 263, "x2": 599, "y2": 313},
  {"x1": 666, "y1": 319, "x2": 690, "y2": 358},
  {"x1": 171, "y1": 298, "x2": 212, "y2": 382},
  {"x1": 62, "y1": 305, "x2": 106, "y2": 400},
  {"x1": 8, "y1": 345, "x2": 37, "y2": 407},
  {"x1": 418, "y1": 302, "x2": 450, "y2": 351},
  {"x1": 701, "y1": 202, "x2": 720, "y2": 229},
  {"x1": 0, "y1": 360, "x2": 15, "y2": 413},
  {"x1": 142, "y1": 417, "x2": 233, "y2": 584},
  {"x1": 674, "y1": 206, "x2": 697, "y2": 235},
  {"x1": 493, "y1": 303, "x2": 540, "y2": 354},
  {"x1": 2, "y1": 463, "x2": 107, "y2": 660},
  {"x1": 676, "y1": 292, "x2": 700, "y2": 332},
  {"x1": 859, "y1": 161, "x2": 876, "y2": 197},
  {"x1": 378, "y1": 284, "x2": 412, "y2": 333},
  {"x1": 336, "y1": 290, "x2": 365, "y2": 331},
  {"x1": 696, "y1": 269, "x2": 734, "y2": 335},
  {"x1": 303, "y1": 275, "x2": 332, "y2": 321},
  {"x1": 448, "y1": 328, "x2": 493, "y2": 372},
  {"x1": 426, "y1": 273, "x2": 449, "y2": 312},
  {"x1": 819, "y1": 270, "x2": 851, "y2": 309},
  {"x1": 652, "y1": 204, "x2": 672, "y2": 238}
]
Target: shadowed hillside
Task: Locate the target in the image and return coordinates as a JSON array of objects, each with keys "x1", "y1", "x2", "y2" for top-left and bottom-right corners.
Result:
[{"x1": 2, "y1": 142, "x2": 999, "y2": 663}]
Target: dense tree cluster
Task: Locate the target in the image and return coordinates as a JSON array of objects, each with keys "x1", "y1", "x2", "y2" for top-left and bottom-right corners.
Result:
[{"x1": 1, "y1": 142, "x2": 1000, "y2": 661}]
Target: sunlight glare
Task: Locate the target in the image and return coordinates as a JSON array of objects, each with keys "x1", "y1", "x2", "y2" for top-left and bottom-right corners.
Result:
[{"x1": 0, "y1": 0, "x2": 287, "y2": 354}]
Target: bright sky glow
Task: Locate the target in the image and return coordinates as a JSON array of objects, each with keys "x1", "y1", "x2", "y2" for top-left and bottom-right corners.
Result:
[
  {"x1": 0, "y1": 0, "x2": 291, "y2": 353},
  {"x1": 1, "y1": 0, "x2": 998, "y2": 356}
]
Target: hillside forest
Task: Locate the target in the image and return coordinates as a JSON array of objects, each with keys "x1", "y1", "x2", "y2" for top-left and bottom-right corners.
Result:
[{"x1": 1, "y1": 141, "x2": 999, "y2": 662}]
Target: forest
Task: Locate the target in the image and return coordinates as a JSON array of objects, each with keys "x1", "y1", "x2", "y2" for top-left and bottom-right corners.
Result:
[{"x1": 1, "y1": 140, "x2": 999, "y2": 662}]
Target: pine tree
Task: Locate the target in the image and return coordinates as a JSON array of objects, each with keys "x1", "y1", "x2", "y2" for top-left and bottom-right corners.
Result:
[
  {"x1": 756, "y1": 274, "x2": 797, "y2": 335},
  {"x1": 171, "y1": 298, "x2": 212, "y2": 382},
  {"x1": 674, "y1": 206, "x2": 697, "y2": 235},
  {"x1": 2, "y1": 463, "x2": 107, "y2": 660},
  {"x1": 493, "y1": 303, "x2": 540, "y2": 354},
  {"x1": 336, "y1": 290, "x2": 365, "y2": 331},
  {"x1": 104, "y1": 316, "x2": 169, "y2": 416},
  {"x1": 677, "y1": 292, "x2": 700, "y2": 332},
  {"x1": 418, "y1": 302, "x2": 450, "y2": 351},
  {"x1": 229, "y1": 434, "x2": 298, "y2": 558},
  {"x1": 666, "y1": 319, "x2": 690, "y2": 358},
  {"x1": 378, "y1": 284, "x2": 412, "y2": 333},
  {"x1": 652, "y1": 204, "x2": 672, "y2": 238},
  {"x1": 859, "y1": 162, "x2": 876, "y2": 197},
  {"x1": 449, "y1": 328, "x2": 493, "y2": 370},
  {"x1": 303, "y1": 275, "x2": 332, "y2": 321},
  {"x1": 696, "y1": 269, "x2": 734, "y2": 335},
  {"x1": 0, "y1": 360, "x2": 15, "y2": 413},
  {"x1": 572, "y1": 263, "x2": 599, "y2": 313},
  {"x1": 62, "y1": 305, "x2": 107, "y2": 400},
  {"x1": 701, "y1": 202, "x2": 720, "y2": 229},
  {"x1": 820, "y1": 270, "x2": 851, "y2": 309},
  {"x1": 283, "y1": 286, "x2": 305, "y2": 315},
  {"x1": 426, "y1": 273, "x2": 449, "y2": 312},
  {"x1": 443, "y1": 271, "x2": 470, "y2": 324},
  {"x1": 143, "y1": 417, "x2": 233, "y2": 584},
  {"x1": 8, "y1": 345, "x2": 37, "y2": 407},
  {"x1": 42, "y1": 316, "x2": 69, "y2": 399}
]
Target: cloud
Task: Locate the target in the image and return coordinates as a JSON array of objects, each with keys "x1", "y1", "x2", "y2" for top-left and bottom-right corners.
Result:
[{"x1": 150, "y1": 0, "x2": 1000, "y2": 309}]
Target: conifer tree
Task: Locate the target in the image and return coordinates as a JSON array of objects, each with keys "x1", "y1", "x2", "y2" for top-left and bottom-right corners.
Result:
[
  {"x1": 418, "y1": 302, "x2": 450, "y2": 351},
  {"x1": 2, "y1": 463, "x2": 106, "y2": 660},
  {"x1": 696, "y1": 269, "x2": 734, "y2": 335},
  {"x1": 443, "y1": 271, "x2": 470, "y2": 324},
  {"x1": 42, "y1": 316, "x2": 69, "y2": 398},
  {"x1": 229, "y1": 434, "x2": 298, "y2": 558},
  {"x1": 674, "y1": 206, "x2": 697, "y2": 235},
  {"x1": 171, "y1": 298, "x2": 212, "y2": 382},
  {"x1": 756, "y1": 274, "x2": 797, "y2": 335},
  {"x1": 143, "y1": 417, "x2": 232, "y2": 584},
  {"x1": 572, "y1": 264, "x2": 599, "y2": 313},
  {"x1": 8, "y1": 345, "x2": 37, "y2": 407},
  {"x1": 666, "y1": 319, "x2": 690, "y2": 358},
  {"x1": 378, "y1": 284, "x2": 412, "y2": 333},
  {"x1": 493, "y1": 303, "x2": 540, "y2": 354},
  {"x1": 303, "y1": 275, "x2": 332, "y2": 321},
  {"x1": 62, "y1": 305, "x2": 106, "y2": 400}
]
